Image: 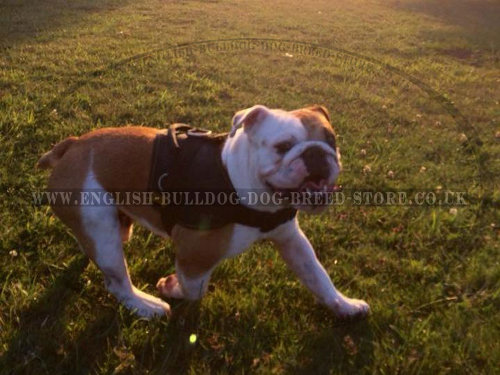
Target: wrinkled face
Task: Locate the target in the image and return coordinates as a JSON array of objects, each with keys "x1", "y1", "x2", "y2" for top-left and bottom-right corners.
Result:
[{"x1": 231, "y1": 105, "x2": 341, "y2": 212}]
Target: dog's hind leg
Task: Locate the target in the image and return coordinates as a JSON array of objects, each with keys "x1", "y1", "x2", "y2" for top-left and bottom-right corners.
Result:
[
  {"x1": 51, "y1": 171, "x2": 170, "y2": 318},
  {"x1": 80, "y1": 173, "x2": 170, "y2": 318}
]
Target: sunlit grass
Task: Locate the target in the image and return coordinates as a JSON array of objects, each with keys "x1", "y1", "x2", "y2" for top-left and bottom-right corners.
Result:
[{"x1": 0, "y1": 0, "x2": 499, "y2": 373}]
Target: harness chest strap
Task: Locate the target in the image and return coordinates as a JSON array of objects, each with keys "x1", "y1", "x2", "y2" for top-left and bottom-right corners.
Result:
[{"x1": 148, "y1": 124, "x2": 297, "y2": 234}]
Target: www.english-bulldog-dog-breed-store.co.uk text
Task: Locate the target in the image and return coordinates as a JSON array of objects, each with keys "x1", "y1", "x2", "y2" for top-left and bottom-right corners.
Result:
[{"x1": 38, "y1": 105, "x2": 370, "y2": 320}]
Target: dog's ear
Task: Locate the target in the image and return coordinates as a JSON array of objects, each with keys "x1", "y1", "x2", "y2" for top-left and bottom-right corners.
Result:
[
  {"x1": 230, "y1": 105, "x2": 269, "y2": 137},
  {"x1": 308, "y1": 105, "x2": 330, "y2": 122}
]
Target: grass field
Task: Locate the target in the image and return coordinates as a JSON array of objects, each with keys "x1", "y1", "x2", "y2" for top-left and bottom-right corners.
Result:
[{"x1": 1, "y1": 0, "x2": 499, "y2": 373}]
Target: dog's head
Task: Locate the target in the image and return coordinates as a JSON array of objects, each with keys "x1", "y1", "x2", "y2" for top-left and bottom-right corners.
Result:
[{"x1": 230, "y1": 104, "x2": 341, "y2": 213}]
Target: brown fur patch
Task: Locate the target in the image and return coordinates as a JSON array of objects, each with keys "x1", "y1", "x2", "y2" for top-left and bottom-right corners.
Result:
[
  {"x1": 172, "y1": 224, "x2": 235, "y2": 278},
  {"x1": 82, "y1": 127, "x2": 167, "y2": 232},
  {"x1": 42, "y1": 126, "x2": 168, "y2": 259},
  {"x1": 80, "y1": 127, "x2": 168, "y2": 234},
  {"x1": 291, "y1": 106, "x2": 336, "y2": 142},
  {"x1": 77, "y1": 126, "x2": 158, "y2": 192}
]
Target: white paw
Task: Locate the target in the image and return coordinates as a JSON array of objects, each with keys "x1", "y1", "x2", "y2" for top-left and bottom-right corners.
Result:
[
  {"x1": 122, "y1": 287, "x2": 171, "y2": 318},
  {"x1": 156, "y1": 274, "x2": 184, "y2": 299},
  {"x1": 329, "y1": 297, "x2": 370, "y2": 320}
]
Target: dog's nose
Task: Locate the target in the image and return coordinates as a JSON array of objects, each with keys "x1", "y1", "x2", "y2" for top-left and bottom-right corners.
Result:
[{"x1": 302, "y1": 146, "x2": 330, "y2": 182}]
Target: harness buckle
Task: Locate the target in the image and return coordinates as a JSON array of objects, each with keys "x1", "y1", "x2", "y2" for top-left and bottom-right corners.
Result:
[{"x1": 187, "y1": 128, "x2": 213, "y2": 137}]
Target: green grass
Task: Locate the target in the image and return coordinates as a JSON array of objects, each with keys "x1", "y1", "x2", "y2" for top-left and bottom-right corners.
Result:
[{"x1": 1, "y1": 0, "x2": 499, "y2": 373}]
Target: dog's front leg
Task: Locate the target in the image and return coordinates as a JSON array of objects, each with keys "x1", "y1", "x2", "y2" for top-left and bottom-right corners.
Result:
[{"x1": 272, "y1": 220, "x2": 370, "y2": 319}]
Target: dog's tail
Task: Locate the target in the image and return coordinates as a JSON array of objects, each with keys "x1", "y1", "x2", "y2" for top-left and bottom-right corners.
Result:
[{"x1": 37, "y1": 136, "x2": 79, "y2": 170}]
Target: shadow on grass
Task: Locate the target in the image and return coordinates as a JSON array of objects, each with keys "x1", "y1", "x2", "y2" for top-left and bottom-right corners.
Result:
[
  {"x1": 157, "y1": 301, "x2": 203, "y2": 374},
  {"x1": 0, "y1": 255, "x2": 121, "y2": 374},
  {"x1": 0, "y1": 250, "x2": 204, "y2": 374},
  {"x1": 290, "y1": 319, "x2": 374, "y2": 374},
  {"x1": 0, "y1": 251, "x2": 375, "y2": 374},
  {"x1": 0, "y1": 0, "x2": 131, "y2": 48},
  {"x1": 396, "y1": 0, "x2": 500, "y2": 48}
]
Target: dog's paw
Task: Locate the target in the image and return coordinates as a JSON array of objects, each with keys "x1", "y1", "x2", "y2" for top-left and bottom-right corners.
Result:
[
  {"x1": 330, "y1": 297, "x2": 370, "y2": 320},
  {"x1": 156, "y1": 274, "x2": 184, "y2": 299},
  {"x1": 123, "y1": 287, "x2": 172, "y2": 318}
]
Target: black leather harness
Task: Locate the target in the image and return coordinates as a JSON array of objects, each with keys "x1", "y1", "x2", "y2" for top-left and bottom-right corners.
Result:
[{"x1": 148, "y1": 124, "x2": 296, "y2": 234}]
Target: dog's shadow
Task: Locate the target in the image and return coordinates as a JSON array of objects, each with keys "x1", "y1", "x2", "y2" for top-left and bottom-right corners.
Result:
[
  {"x1": 0, "y1": 255, "x2": 123, "y2": 374},
  {"x1": 154, "y1": 300, "x2": 203, "y2": 374},
  {"x1": 0, "y1": 254, "x2": 373, "y2": 374},
  {"x1": 0, "y1": 253, "x2": 202, "y2": 374},
  {"x1": 289, "y1": 318, "x2": 375, "y2": 374}
]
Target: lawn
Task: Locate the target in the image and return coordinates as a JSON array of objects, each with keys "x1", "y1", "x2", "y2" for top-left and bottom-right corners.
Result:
[{"x1": 0, "y1": 0, "x2": 499, "y2": 373}]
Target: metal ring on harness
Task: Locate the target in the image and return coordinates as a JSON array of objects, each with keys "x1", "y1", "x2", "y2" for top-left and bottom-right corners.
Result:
[{"x1": 157, "y1": 172, "x2": 169, "y2": 191}]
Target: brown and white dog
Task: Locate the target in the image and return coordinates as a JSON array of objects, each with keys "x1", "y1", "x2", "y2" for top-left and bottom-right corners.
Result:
[{"x1": 37, "y1": 105, "x2": 370, "y2": 319}]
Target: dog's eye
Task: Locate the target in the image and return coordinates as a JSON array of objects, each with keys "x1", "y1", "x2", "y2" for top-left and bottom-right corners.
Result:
[{"x1": 275, "y1": 141, "x2": 293, "y2": 154}]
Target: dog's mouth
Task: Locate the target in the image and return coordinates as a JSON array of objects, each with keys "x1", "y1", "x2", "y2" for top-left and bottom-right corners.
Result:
[
  {"x1": 265, "y1": 179, "x2": 340, "y2": 197},
  {"x1": 265, "y1": 180, "x2": 341, "y2": 210}
]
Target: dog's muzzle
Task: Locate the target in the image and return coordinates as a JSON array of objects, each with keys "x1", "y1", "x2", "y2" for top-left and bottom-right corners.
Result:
[
  {"x1": 301, "y1": 146, "x2": 331, "y2": 183},
  {"x1": 283, "y1": 141, "x2": 337, "y2": 166}
]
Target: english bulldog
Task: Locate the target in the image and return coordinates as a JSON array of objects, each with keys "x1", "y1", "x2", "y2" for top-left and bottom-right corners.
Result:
[{"x1": 37, "y1": 105, "x2": 370, "y2": 320}]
